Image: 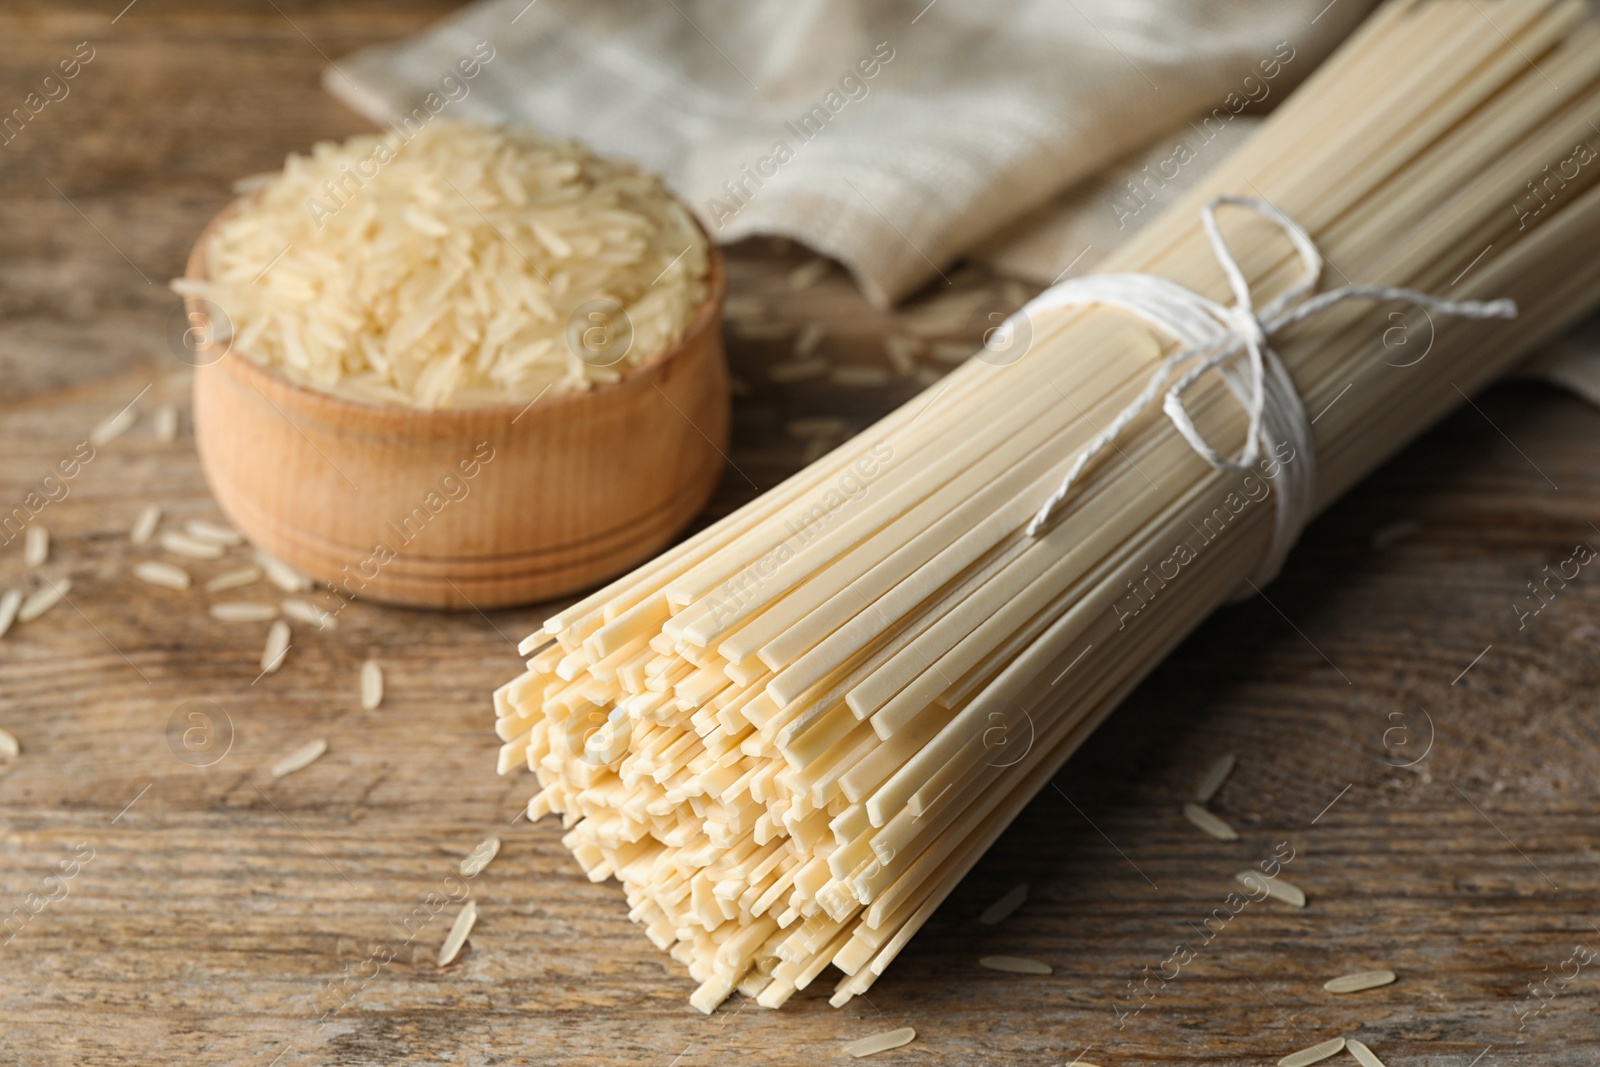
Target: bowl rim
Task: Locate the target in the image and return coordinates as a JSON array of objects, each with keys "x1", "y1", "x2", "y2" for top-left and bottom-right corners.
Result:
[{"x1": 182, "y1": 186, "x2": 726, "y2": 426}]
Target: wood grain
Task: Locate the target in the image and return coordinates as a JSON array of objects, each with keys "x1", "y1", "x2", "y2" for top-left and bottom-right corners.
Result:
[{"x1": 2, "y1": 3, "x2": 1599, "y2": 1065}]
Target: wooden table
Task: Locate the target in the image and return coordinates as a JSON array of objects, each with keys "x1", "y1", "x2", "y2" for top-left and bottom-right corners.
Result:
[{"x1": 3, "y1": 3, "x2": 1598, "y2": 1064}]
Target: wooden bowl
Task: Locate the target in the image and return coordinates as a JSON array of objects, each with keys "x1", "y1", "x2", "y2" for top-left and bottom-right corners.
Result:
[{"x1": 183, "y1": 199, "x2": 728, "y2": 611}]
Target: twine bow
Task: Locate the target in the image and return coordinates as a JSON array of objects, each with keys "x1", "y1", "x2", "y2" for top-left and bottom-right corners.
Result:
[{"x1": 1011, "y1": 195, "x2": 1517, "y2": 586}]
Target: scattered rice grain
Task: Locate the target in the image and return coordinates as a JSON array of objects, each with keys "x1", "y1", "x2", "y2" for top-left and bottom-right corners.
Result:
[
  {"x1": 732, "y1": 320, "x2": 795, "y2": 341},
  {"x1": 153, "y1": 404, "x2": 178, "y2": 442},
  {"x1": 161, "y1": 531, "x2": 225, "y2": 560},
  {"x1": 1345, "y1": 1039, "x2": 1386, "y2": 1067},
  {"x1": 24, "y1": 526, "x2": 48, "y2": 568},
  {"x1": 1182, "y1": 802, "x2": 1238, "y2": 841},
  {"x1": 978, "y1": 883, "x2": 1028, "y2": 926},
  {"x1": 206, "y1": 566, "x2": 262, "y2": 592},
  {"x1": 882, "y1": 334, "x2": 923, "y2": 376},
  {"x1": 931, "y1": 341, "x2": 976, "y2": 364},
  {"x1": 185, "y1": 519, "x2": 243, "y2": 547},
  {"x1": 0, "y1": 727, "x2": 18, "y2": 758},
  {"x1": 1196, "y1": 753, "x2": 1237, "y2": 802},
  {"x1": 901, "y1": 290, "x2": 989, "y2": 336},
  {"x1": 0, "y1": 589, "x2": 21, "y2": 639},
  {"x1": 768, "y1": 357, "x2": 830, "y2": 383},
  {"x1": 831, "y1": 364, "x2": 892, "y2": 388},
  {"x1": 722, "y1": 296, "x2": 767, "y2": 323},
  {"x1": 1002, "y1": 280, "x2": 1033, "y2": 306},
  {"x1": 257, "y1": 551, "x2": 312, "y2": 593},
  {"x1": 460, "y1": 836, "x2": 500, "y2": 877},
  {"x1": 793, "y1": 321, "x2": 826, "y2": 357},
  {"x1": 801, "y1": 438, "x2": 832, "y2": 464},
  {"x1": 787, "y1": 258, "x2": 829, "y2": 290},
  {"x1": 282, "y1": 598, "x2": 336, "y2": 630},
  {"x1": 1237, "y1": 869, "x2": 1307, "y2": 908},
  {"x1": 90, "y1": 404, "x2": 137, "y2": 445},
  {"x1": 1371, "y1": 520, "x2": 1418, "y2": 549},
  {"x1": 270, "y1": 737, "x2": 326, "y2": 778},
  {"x1": 438, "y1": 900, "x2": 477, "y2": 966},
  {"x1": 360, "y1": 659, "x2": 384, "y2": 710},
  {"x1": 786, "y1": 417, "x2": 850, "y2": 440},
  {"x1": 1323, "y1": 970, "x2": 1395, "y2": 994},
  {"x1": 209, "y1": 602, "x2": 278, "y2": 623},
  {"x1": 1278, "y1": 1037, "x2": 1345, "y2": 1067},
  {"x1": 130, "y1": 504, "x2": 161, "y2": 545},
  {"x1": 134, "y1": 560, "x2": 192, "y2": 591},
  {"x1": 843, "y1": 1028, "x2": 916, "y2": 1058},
  {"x1": 18, "y1": 579, "x2": 70, "y2": 623},
  {"x1": 978, "y1": 955, "x2": 1051, "y2": 975},
  {"x1": 261, "y1": 619, "x2": 290, "y2": 673}
]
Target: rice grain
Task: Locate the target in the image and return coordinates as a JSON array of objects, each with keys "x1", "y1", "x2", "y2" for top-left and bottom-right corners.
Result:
[
  {"x1": 978, "y1": 955, "x2": 1051, "y2": 975},
  {"x1": 282, "y1": 598, "x2": 335, "y2": 630},
  {"x1": 0, "y1": 727, "x2": 17, "y2": 758},
  {"x1": 977, "y1": 883, "x2": 1028, "y2": 926},
  {"x1": 438, "y1": 900, "x2": 477, "y2": 966},
  {"x1": 787, "y1": 258, "x2": 829, "y2": 290},
  {"x1": 1345, "y1": 1039, "x2": 1387, "y2": 1067},
  {"x1": 722, "y1": 296, "x2": 767, "y2": 323},
  {"x1": 360, "y1": 659, "x2": 384, "y2": 710},
  {"x1": 793, "y1": 321, "x2": 826, "y2": 357},
  {"x1": 1196, "y1": 753, "x2": 1236, "y2": 802},
  {"x1": 843, "y1": 1028, "x2": 916, "y2": 1058},
  {"x1": 1237, "y1": 870, "x2": 1307, "y2": 908},
  {"x1": 786, "y1": 417, "x2": 850, "y2": 440},
  {"x1": 261, "y1": 619, "x2": 290, "y2": 673},
  {"x1": 257, "y1": 551, "x2": 312, "y2": 593},
  {"x1": 0, "y1": 589, "x2": 22, "y2": 638},
  {"x1": 830, "y1": 365, "x2": 892, "y2": 388},
  {"x1": 901, "y1": 290, "x2": 988, "y2": 336},
  {"x1": 18, "y1": 579, "x2": 70, "y2": 623},
  {"x1": 209, "y1": 602, "x2": 278, "y2": 623},
  {"x1": 24, "y1": 526, "x2": 48, "y2": 568},
  {"x1": 931, "y1": 341, "x2": 976, "y2": 364},
  {"x1": 185, "y1": 519, "x2": 244, "y2": 547},
  {"x1": 90, "y1": 404, "x2": 137, "y2": 444},
  {"x1": 130, "y1": 504, "x2": 161, "y2": 545},
  {"x1": 270, "y1": 737, "x2": 326, "y2": 778},
  {"x1": 1182, "y1": 803, "x2": 1239, "y2": 841},
  {"x1": 206, "y1": 566, "x2": 263, "y2": 592},
  {"x1": 134, "y1": 561, "x2": 192, "y2": 591},
  {"x1": 1323, "y1": 970, "x2": 1395, "y2": 994},
  {"x1": 882, "y1": 334, "x2": 924, "y2": 376},
  {"x1": 161, "y1": 531, "x2": 224, "y2": 560},
  {"x1": 153, "y1": 403, "x2": 179, "y2": 442},
  {"x1": 1371, "y1": 520, "x2": 1418, "y2": 549},
  {"x1": 768, "y1": 357, "x2": 830, "y2": 383},
  {"x1": 1278, "y1": 1037, "x2": 1345, "y2": 1067},
  {"x1": 460, "y1": 836, "x2": 500, "y2": 877},
  {"x1": 733, "y1": 320, "x2": 794, "y2": 341}
]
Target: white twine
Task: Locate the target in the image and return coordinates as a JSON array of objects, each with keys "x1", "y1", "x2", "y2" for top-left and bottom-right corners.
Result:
[{"x1": 1009, "y1": 195, "x2": 1517, "y2": 587}]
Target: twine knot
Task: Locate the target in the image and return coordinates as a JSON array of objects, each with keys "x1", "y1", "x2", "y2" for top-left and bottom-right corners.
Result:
[{"x1": 1004, "y1": 195, "x2": 1517, "y2": 587}]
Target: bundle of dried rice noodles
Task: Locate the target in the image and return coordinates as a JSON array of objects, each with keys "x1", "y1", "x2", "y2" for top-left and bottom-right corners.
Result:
[{"x1": 497, "y1": 0, "x2": 1600, "y2": 1011}]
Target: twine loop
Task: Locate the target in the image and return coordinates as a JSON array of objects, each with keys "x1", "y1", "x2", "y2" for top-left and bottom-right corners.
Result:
[{"x1": 1010, "y1": 195, "x2": 1517, "y2": 586}]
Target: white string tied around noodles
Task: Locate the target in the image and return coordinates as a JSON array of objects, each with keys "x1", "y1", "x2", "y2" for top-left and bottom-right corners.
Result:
[{"x1": 1007, "y1": 194, "x2": 1517, "y2": 588}]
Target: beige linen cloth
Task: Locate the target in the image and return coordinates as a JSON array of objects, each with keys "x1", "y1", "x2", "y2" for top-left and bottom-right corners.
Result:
[{"x1": 327, "y1": 0, "x2": 1600, "y2": 400}]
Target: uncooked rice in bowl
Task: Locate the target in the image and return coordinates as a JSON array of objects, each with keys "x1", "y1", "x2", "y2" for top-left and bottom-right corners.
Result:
[{"x1": 174, "y1": 122, "x2": 710, "y2": 409}]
